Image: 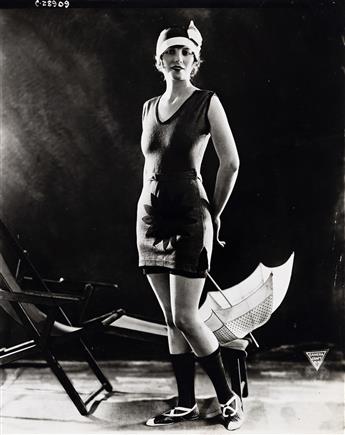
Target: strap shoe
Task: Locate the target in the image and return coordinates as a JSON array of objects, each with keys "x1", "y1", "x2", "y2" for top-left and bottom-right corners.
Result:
[
  {"x1": 220, "y1": 393, "x2": 244, "y2": 431},
  {"x1": 146, "y1": 403, "x2": 199, "y2": 426}
]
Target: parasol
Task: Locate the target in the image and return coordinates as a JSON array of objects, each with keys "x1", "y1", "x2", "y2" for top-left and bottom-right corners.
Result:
[{"x1": 199, "y1": 253, "x2": 295, "y2": 346}]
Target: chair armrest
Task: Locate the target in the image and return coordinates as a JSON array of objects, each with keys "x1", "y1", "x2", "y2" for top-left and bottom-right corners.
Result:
[
  {"x1": 0, "y1": 288, "x2": 84, "y2": 305},
  {"x1": 22, "y1": 275, "x2": 119, "y2": 289},
  {"x1": 20, "y1": 276, "x2": 119, "y2": 323}
]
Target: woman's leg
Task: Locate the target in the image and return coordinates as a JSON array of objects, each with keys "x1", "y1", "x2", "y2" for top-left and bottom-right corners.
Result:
[
  {"x1": 146, "y1": 273, "x2": 196, "y2": 410},
  {"x1": 146, "y1": 273, "x2": 191, "y2": 354},
  {"x1": 169, "y1": 274, "x2": 219, "y2": 356},
  {"x1": 170, "y1": 274, "x2": 244, "y2": 431}
]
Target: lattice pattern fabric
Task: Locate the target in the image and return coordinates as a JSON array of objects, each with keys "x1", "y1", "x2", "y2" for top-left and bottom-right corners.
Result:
[
  {"x1": 202, "y1": 273, "x2": 274, "y2": 344},
  {"x1": 200, "y1": 256, "x2": 294, "y2": 345},
  {"x1": 225, "y1": 294, "x2": 273, "y2": 338},
  {"x1": 213, "y1": 325, "x2": 238, "y2": 344}
]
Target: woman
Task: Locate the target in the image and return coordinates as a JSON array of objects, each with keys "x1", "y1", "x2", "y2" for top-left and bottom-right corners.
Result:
[{"x1": 136, "y1": 21, "x2": 243, "y2": 431}]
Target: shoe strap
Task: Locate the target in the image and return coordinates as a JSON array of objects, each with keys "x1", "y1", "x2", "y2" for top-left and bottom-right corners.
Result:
[
  {"x1": 163, "y1": 404, "x2": 197, "y2": 417},
  {"x1": 220, "y1": 394, "x2": 239, "y2": 417}
]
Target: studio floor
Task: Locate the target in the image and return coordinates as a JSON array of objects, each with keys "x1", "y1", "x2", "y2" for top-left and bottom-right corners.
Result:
[{"x1": 0, "y1": 359, "x2": 344, "y2": 435}]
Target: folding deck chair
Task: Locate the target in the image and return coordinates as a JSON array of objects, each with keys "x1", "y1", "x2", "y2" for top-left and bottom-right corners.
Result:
[
  {"x1": 0, "y1": 218, "x2": 249, "y2": 417},
  {"x1": 0, "y1": 218, "x2": 125, "y2": 415}
]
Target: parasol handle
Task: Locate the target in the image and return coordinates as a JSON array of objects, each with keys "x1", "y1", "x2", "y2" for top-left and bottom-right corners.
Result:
[
  {"x1": 249, "y1": 332, "x2": 260, "y2": 348},
  {"x1": 206, "y1": 272, "x2": 233, "y2": 306}
]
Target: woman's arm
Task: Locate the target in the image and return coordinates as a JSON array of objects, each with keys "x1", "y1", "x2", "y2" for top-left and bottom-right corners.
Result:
[
  {"x1": 141, "y1": 101, "x2": 148, "y2": 185},
  {"x1": 207, "y1": 94, "x2": 240, "y2": 247}
]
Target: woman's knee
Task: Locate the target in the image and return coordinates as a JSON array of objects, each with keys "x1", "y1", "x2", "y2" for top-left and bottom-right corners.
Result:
[{"x1": 173, "y1": 313, "x2": 198, "y2": 334}]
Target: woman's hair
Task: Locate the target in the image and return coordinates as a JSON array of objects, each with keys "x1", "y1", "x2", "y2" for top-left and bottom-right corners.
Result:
[{"x1": 154, "y1": 53, "x2": 203, "y2": 79}]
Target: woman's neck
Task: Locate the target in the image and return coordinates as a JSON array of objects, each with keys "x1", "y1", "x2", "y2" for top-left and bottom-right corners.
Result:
[{"x1": 164, "y1": 80, "x2": 195, "y2": 100}]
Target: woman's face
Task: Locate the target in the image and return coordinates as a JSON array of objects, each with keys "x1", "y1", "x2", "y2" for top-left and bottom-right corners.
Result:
[{"x1": 160, "y1": 45, "x2": 197, "y2": 81}]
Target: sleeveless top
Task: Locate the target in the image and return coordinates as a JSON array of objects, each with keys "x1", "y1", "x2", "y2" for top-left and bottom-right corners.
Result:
[
  {"x1": 141, "y1": 89, "x2": 215, "y2": 174},
  {"x1": 136, "y1": 89, "x2": 215, "y2": 275}
]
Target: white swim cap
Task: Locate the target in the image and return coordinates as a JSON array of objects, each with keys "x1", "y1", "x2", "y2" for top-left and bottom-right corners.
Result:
[{"x1": 156, "y1": 20, "x2": 203, "y2": 59}]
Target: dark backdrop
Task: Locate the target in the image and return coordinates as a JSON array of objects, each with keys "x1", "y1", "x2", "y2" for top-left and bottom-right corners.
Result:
[{"x1": 0, "y1": 6, "x2": 343, "y2": 358}]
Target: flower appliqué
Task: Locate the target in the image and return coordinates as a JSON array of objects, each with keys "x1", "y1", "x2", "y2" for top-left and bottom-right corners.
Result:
[{"x1": 142, "y1": 191, "x2": 198, "y2": 252}]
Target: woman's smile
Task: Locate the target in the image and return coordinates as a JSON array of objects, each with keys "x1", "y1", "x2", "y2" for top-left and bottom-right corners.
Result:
[{"x1": 161, "y1": 46, "x2": 195, "y2": 80}]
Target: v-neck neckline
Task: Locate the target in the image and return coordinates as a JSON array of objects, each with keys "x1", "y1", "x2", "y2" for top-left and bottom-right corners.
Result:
[{"x1": 156, "y1": 90, "x2": 199, "y2": 124}]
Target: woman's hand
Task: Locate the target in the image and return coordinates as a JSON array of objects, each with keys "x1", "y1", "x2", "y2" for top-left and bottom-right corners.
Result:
[{"x1": 213, "y1": 215, "x2": 226, "y2": 248}]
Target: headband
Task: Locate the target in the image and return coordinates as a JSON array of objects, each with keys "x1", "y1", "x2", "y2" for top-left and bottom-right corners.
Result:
[{"x1": 156, "y1": 20, "x2": 203, "y2": 59}]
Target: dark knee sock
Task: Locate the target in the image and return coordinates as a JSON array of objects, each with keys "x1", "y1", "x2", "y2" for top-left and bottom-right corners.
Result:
[
  {"x1": 170, "y1": 352, "x2": 196, "y2": 408},
  {"x1": 196, "y1": 345, "x2": 233, "y2": 404}
]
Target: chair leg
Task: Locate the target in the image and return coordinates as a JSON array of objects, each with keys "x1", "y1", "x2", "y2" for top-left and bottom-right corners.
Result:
[
  {"x1": 239, "y1": 354, "x2": 249, "y2": 398},
  {"x1": 221, "y1": 348, "x2": 248, "y2": 401},
  {"x1": 229, "y1": 354, "x2": 242, "y2": 400},
  {"x1": 78, "y1": 338, "x2": 113, "y2": 392},
  {"x1": 45, "y1": 351, "x2": 89, "y2": 415},
  {"x1": 44, "y1": 340, "x2": 113, "y2": 415}
]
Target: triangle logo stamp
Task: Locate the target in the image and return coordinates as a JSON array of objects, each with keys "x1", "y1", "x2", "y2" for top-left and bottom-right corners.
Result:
[{"x1": 304, "y1": 349, "x2": 330, "y2": 371}]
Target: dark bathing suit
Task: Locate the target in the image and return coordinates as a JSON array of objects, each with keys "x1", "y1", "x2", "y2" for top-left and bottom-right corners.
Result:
[{"x1": 136, "y1": 89, "x2": 215, "y2": 278}]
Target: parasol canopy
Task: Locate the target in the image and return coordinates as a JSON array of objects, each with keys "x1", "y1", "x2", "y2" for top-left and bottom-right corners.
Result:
[{"x1": 199, "y1": 253, "x2": 295, "y2": 346}]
